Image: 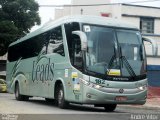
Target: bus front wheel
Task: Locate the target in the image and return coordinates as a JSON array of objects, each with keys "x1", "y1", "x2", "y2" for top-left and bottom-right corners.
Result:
[
  {"x1": 15, "y1": 83, "x2": 29, "y2": 101},
  {"x1": 104, "y1": 104, "x2": 117, "y2": 112},
  {"x1": 56, "y1": 84, "x2": 69, "y2": 109}
]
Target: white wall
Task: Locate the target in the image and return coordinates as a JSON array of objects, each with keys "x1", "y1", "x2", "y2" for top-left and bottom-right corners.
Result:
[
  {"x1": 121, "y1": 16, "x2": 140, "y2": 28},
  {"x1": 111, "y1": 4, "x2": 122, "y2": 19},
  {"x1": 122, "y1": 5, "x2": 160, "y2": 18},
  {"x1": 54, "y1": 9, "x2": 63, "y2": 19},
  {"x1": 71, "y1": 0, "x2": 112, "y2": 16},
  {"x1": 71, "y1": 0, "x2": 111, "y2": 5},
  {"x1": 70, "y1": 5, "x2": 112, "y2": 16},
  {"x1": 55, "y1": 0, "x2": 113, "y2": 19},
  {"x1": 147, "y1": 57, "x2": 160, "y2": 65},
  {"x1": 155, "y1": 19, "x2": 160, "y2": 34}
]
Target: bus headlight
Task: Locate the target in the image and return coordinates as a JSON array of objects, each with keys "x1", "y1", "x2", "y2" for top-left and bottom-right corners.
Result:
[
  {"x1": 80, "y1": 78, "x2": 102, "y2": 89},
  {"x1": 94, "y1": 84, "x2": 101, "y2": 89},
  {"x1": 138, "y1": 85, "x2": 147, "y2": 91}
]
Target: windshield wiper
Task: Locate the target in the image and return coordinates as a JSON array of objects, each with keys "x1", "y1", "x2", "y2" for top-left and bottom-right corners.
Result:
[
  {"x1": 119, "y1": 47, "x2": 136, "y2": 78},
  {"x1": 107, "y1": 46, "x2": 136, "y2": 78}
]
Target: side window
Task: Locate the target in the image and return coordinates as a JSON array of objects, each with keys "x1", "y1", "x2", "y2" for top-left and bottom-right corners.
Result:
[
  {"x1": 37, "y1": 33, "x2": 48, "y2": 55},
  {"x1": 21, "y1": 33, "x2": 46, "y2": 59},
  {"x1": 8, "y1": 44, "x2": 20, "y2": 62},
  {"x1": 8, "y1": 33, "x2": 47, "y2": 62},
  {"x1": 140, "y1": 17, "x2": 154, "y2": 34},
  {"x1": 8, "y1": 27, "x2": 64, "y2": 62},
  {"x1": 47, "y1": 26, "x2": 65, "y2": 56}
]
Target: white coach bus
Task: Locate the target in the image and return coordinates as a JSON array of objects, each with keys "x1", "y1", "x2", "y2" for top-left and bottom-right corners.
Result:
[{"x1": 6, "y1": 15, "x2": 157, "y2": 112}]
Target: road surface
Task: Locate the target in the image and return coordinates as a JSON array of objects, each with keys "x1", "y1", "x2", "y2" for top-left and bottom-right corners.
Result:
[{"x1": 0, "y1": 93, "x2": 159, "y2": 120}]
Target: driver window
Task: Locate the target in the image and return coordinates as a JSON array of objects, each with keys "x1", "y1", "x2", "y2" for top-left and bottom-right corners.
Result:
[{"x1": 72, "y1": 34, "x2": 82, "y2": 69}]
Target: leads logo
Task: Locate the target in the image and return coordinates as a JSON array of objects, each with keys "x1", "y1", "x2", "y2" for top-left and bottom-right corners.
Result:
[{"x1": 32, "y1": 57, "x2": 54, "y2": 82}]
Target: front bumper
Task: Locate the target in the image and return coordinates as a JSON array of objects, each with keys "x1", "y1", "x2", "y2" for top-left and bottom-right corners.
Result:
[{"x1": 81, "y1": 85, "x2": 147, "y2": 105}]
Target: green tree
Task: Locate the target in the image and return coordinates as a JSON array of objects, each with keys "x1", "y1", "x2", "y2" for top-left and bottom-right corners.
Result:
[{"x1": 0, "y1": 0, "x2": 41, "y2": 56}]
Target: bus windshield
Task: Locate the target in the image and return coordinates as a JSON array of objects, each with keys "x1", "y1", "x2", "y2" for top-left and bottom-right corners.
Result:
[{"x1": 84, "y1": 25, "x2": 146, "y2": 78}]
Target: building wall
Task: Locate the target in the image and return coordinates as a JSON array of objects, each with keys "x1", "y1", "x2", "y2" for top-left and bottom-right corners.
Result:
[
  {"x1": 54, "y1": 9, "x2": 64, "y2": 19},
  {"x1": 55, "y1": 0, "x2": 113, "y2": 19},
  {"x1": 55, "y1": 5, "x2": 112, "y2": 19},
  {"x1": 121, "y1": 5, "x2": 160, "y2": 35},
  {"x1": 147, "y1": 57, "x2": 160, "y2": 65},
  {"x1": 155, "y1": 19, "x2": 160, "y2": 34},
  {"x1": 71, "y1": 5, "x2": 112, "y2": 16},
  {"x1": 121, "y1": 16, "x2": 140, "y2": 28},
  {"x1": 71, "y1": 0, "x2": 111, "y2": 5},
  {"x1": 110, "y1": 4, "x2": 122, "y2": 19},
  {"x1": 121, "y1": 5, "x2": 160, "y2": 18}
]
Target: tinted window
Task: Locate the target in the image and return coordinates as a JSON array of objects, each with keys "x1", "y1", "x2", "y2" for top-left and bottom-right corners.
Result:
[
  {"x1": 8, "y1": 26, "x2": 64, "y2": 62},
  {"x1": 47, "y1": 26, "x2": 64, "y2": 56},
  {"x1": 8, "y1": 33, "x2": 46, "y2": 62}
]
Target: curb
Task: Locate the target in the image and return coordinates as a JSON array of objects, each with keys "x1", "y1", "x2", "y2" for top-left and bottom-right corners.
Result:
[
  {"x1": 119, "y1": 97, "x2": 160, "y2": 110},
  {"x1": 118, "y1": 104, "x2": 160, "y2": 110}
]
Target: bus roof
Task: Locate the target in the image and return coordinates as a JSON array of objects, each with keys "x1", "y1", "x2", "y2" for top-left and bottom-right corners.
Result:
[{"x1": 10, "y1": 15, "x2": 138, "y2": 46}]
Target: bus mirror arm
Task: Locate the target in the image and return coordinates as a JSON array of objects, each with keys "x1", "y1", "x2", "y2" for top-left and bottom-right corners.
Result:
[
  {"x1": 142, "y1": 37, "x2": 158, "y2": 56},
  {"x1": 72, "y1": 31, "x2": 88, "y2": 51}
]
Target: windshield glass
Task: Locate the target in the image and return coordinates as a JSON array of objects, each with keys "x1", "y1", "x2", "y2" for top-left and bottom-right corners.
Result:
[
  {"x1": 84, "y1": 25, "x2": 118, "y2": 75},
  {"x1": 83, "y1": 25, "x2": 146, "y2": 78},
  {"x1": 117, "y1": 30, "x2": 146, "y2": 77}
]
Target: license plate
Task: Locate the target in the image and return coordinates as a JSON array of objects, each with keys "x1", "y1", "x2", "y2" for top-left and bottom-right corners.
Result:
[{"x1": 115, "y1": 96, "x2": 127, "y2": 101}]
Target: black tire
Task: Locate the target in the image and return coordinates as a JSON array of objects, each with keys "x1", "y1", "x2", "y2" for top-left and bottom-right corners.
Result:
[
  {"x1": 15, "y1": 83, "x2": 29, "y2": 101},
  {"x1": 56, "y1": 84, "x2": 69, "y2": 109},
  {"x1": 104, "y1": 104, "x2": 117, "y2": 112},
  {"x1": 45, "y1": 98, "x2": 55, "y2": 103}
]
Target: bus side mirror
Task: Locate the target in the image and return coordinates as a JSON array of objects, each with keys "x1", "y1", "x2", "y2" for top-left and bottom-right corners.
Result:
[
  {"x1": 142, "y1": 37, "x2": 158, "y2": 56},
  {"x1": 72, "y1": 31, "x2": 87, "y2": 51}
]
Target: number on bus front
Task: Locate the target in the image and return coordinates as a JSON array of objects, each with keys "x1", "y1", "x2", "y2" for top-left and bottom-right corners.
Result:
[{"x1": 95, "y1": 79, "x2": 105, "y2": 84}]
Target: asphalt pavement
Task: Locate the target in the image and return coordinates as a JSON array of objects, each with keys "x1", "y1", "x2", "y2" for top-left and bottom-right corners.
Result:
[{"x1": 0, "y1": 93, "x2": 160, "y2": 120}]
